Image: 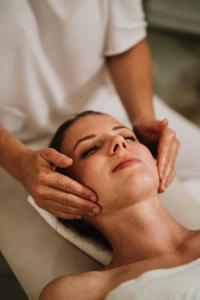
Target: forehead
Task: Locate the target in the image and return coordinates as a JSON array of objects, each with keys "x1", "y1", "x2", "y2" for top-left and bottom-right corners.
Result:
[{"x1": 61, "y1": 114, "x2": 124, "y2": 154}]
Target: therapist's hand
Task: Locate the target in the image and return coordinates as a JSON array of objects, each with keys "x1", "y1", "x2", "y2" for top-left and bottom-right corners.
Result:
[
  {"x1": 21, "y1": 148, "x2": 100, "y2": 219},
  {"x1": 134, "y1": 118, "x2": 180, "y2": 193}
]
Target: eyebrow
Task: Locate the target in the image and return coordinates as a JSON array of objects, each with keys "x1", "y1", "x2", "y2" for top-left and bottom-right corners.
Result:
[{"x1": 73, "y1": 125, "x2": 133, "y2": 151}]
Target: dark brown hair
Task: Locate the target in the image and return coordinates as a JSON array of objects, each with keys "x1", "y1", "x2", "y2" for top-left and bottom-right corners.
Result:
[{"x1": 49, "y1": 110, "x2": 112, "y2": 251}]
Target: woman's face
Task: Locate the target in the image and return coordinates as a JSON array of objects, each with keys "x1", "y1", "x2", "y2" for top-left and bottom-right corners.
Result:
[{"x1": 61, "y1": 114, "x2": 159, "y2": 214}]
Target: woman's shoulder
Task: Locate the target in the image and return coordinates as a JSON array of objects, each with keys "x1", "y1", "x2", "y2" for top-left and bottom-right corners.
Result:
[
  {"x1": 61, "y1": 270, "x2": 112, "y2": 299},
  {"x1": 40, "y1": 270, "x2": 110, "y2": 300},
  {"x1": 64, "y1": 269, "x2": 110, "y2": 284},
  {"x1": 63, "y1": 270, "x2": 106, "y2": 285}
]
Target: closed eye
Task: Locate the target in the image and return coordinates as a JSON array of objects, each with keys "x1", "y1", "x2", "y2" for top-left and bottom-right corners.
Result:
[
  {"x1": 80, "y1": 136, "x2": 136, "y2": 159},
  {"x1": 81, "y1": 145, "x2": 99, "y2": 158},
  {"x1": 124, "y1": 136, "x2": 136, "y2": 142}
]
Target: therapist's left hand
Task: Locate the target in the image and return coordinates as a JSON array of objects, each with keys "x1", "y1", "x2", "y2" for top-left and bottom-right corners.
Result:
[{"x1": 134, "y1": 118, "x2": 180, "y2": 193}]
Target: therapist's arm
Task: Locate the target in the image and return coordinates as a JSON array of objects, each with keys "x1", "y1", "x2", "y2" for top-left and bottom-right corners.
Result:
[
  {"x1": 0, "y1": 123, "x2": 29, "y2": 182},
  {"x1": 106, "y1": 38, "x2": 180, "y2": 192},
  {"x1": 106, "y1": 38, "x2": 154, "y2": 124}
]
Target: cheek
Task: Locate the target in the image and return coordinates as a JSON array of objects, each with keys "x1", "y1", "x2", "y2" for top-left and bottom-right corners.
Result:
[
  {"x1": 77, "y1": 158, "x2": 113, "y2": 206},
  {"x1": 76, "y1": 158, "x2": 105, "y2": 190},
  {"x1": 129, "y1": 144, "x2": 160, "y2": 188}
]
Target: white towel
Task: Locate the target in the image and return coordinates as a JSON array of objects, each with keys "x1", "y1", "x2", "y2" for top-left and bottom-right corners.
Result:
[
  {"x1": 106, "y1": 258, "x2": 200, "y2": 300},
  {"x1": 27, "y1": 195, "x2": 112, "y2": 265}
]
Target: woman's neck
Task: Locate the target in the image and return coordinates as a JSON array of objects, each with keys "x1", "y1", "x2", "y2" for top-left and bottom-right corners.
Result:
[{"x1": 91, "y1": 195, "x2": 192, "y2": 268}]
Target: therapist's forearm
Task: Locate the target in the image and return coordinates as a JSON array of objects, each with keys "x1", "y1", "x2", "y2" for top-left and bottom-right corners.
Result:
[
  {"x1": 106, "y1": 38, "x2": 155, "y2": 125},
  {"x1": 0, "y1": 123, "x2": 29, "y2": 182}
]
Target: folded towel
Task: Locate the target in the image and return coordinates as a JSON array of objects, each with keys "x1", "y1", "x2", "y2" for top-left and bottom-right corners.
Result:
[{"x1": 27, "y1": 196, "x2": 112, "y2": 265}]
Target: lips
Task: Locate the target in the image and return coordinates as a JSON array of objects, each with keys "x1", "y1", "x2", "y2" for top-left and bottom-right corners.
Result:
[{"x1": 112, "y1": 157, "x2": 141, "y2": 173}]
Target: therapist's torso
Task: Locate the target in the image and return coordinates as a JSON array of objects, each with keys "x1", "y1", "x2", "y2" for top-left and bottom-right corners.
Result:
[{"x1": 0, "y1": 0, "x2": 146, "y2": 142}]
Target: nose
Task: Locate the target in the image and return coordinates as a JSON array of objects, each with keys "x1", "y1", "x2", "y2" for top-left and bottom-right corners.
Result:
[{"x1": 108, "y1": 135, "x2": 128, "y2": 155}]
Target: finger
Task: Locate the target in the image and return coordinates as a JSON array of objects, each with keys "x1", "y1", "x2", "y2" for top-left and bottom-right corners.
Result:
[
  {"x1": 45, "y1": 207, "x2": 82, "y2": 220},
  {"x1": 154, "y1": 119, "x2": 169, "y2": 140},
  {"x1": 37, "y1": 198, "x2": 98, "y2": 217},
  {"x1": 154, "y1": 119, "x2": 168, "y2": 136},
  {"x1": 166, "y1": 167, "x2": 176, "y2": 187},
  {"x1": 159, "y1": 118, "x2": 169, "y2": 128},
  {"x1": 158, "y1": 167, "x2": 176, "y2": 193},
  {"x1": 161, "y1": 139, "x2": 180, "y2": 187},
  {"x1": 145, "y1": 118, "x2": 169, "y2": 135},
  {"x1": 47, "y1": 173, "x2": 97, "y2": 201},
  {"x1": 158, "y1": 182, "x2": 165, "y2": 194},
  {"x1": 36, "y1": 186, "x2": 100, "y2": 213},
  {"x1": 40, "y1": 148, "x2": 73, "y2": 168},
  {"x1": 157, "y1": 128, "x2": 176, "y2": 180},
  {"x1": 134, "y1": 119, "x2": 169, "y2": 147}
]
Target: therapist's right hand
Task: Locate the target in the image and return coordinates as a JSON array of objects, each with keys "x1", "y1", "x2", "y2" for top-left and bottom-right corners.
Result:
[{"x1": 21, "y1": 148, "x2": 100, "y2": 219}]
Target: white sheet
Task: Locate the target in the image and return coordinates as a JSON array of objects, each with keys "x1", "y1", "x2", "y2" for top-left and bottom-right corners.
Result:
[{"x1": 106, "y1": 258, "x2": 200, "y2": 300}]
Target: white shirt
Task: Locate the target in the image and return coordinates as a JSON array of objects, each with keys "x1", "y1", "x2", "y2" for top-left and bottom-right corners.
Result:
[{"x1": 0, "y1": 0, "x2": 146, "y2": 142}]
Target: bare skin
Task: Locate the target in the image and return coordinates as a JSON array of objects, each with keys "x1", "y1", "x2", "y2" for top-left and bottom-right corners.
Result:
[{"x1": 39, "y1": 114, "x2": 198, "y2": 300}]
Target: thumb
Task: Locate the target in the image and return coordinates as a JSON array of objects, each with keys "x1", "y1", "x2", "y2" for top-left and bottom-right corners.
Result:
[
  {"x1": 154, "y1": 118, "x2": 169, "y2": 134},
  {"x1": 40, "y1": 148, "x2": 73, "y2": 168},
  {"x1": 159, "y1": 118, "x2": 169, "y2": 128},
  {"x1": 140, "y1": 118, "x2": 169, "y2": 140}
]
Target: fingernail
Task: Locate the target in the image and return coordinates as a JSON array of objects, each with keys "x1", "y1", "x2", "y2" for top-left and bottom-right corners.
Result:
[
  {"x1": 161, "y1": 184, "x2": 165, "y2": 191},
  {"x1": 64, "y1": 158, "x2": 73, "y2": 164},
  {"x1": 90, "y1": 195, "x2": 97, "y2": 202}
]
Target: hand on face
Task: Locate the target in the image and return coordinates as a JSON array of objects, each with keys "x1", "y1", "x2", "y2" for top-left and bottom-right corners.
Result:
[
  {"x1": 21, "y1": 147, "x2": 100, "y2": 220},
  {"x1": 134, "y1": 118, "x2": 180, "y2": 193},
  {"x1": 62, "y1": 114, "x2": 160, "y2": 215}
]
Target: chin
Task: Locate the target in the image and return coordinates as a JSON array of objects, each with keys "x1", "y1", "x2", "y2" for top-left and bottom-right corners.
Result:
[{"x1": 119, "y1": 173, "x2": 158, "y2": 197}]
